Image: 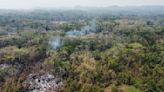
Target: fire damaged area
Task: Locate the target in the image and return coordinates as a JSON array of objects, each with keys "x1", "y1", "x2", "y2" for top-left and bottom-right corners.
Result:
[{"x1": 23, "y1": 73, "x2": 63, "y2": 92}]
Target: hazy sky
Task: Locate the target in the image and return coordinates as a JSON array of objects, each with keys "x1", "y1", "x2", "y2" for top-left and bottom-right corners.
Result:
[{"x1": 0, "y1": 0, "x2": 164, "y2": 9}]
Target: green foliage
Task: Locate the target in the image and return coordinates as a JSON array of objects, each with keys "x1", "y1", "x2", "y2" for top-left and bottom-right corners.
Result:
[
  {"x1": 121, "y1": 85, "x2": 141, "y2": 92},
  {"x1": 0, "y1": 12, "x2": 164, "y2": 92}
]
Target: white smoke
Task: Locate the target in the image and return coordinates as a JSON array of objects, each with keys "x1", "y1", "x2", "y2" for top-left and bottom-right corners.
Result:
[
  {"x1": 66, "y1": 19, "x2": 97, "y2": 37},
  {"x1": 49, "y1": 19, "x2": 97, "y2": 49},
  {"x1": 49, "y1": 36, "x2": 63, "y2": 49}
]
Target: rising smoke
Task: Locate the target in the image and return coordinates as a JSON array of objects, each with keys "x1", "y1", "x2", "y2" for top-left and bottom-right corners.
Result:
[{"x1": 49, "y1": 19, "x2": 97, "y2": 49}]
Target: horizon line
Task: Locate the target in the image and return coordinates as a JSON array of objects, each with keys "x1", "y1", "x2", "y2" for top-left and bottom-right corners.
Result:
[{"x1": 0, "y1": 5, "x2": 164, "y2": 10}]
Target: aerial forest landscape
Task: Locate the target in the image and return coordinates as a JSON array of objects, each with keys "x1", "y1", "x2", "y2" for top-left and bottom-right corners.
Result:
[{"x1": 0, "y1": 0, "x2": 164, "y2": 92}]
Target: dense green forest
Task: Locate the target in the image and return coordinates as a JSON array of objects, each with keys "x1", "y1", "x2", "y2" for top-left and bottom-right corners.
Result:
[{"x1": 0, "y1": 8, "x2": 164, "y2": 92}]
